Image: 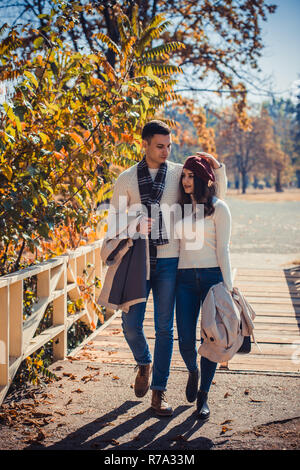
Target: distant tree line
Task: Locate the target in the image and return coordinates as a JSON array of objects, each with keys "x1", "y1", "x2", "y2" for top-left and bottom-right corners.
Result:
[{"x1": 165, "y1": 93, "x2": 300, "y2": 194}]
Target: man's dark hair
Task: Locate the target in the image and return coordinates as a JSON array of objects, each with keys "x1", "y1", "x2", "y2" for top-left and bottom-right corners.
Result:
[{"x1": 142, "y1": 120, "x2": 171, "y2": 143}]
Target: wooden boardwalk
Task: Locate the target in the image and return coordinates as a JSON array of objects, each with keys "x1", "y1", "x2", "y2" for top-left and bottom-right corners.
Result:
[{"x1": 75, "y1": 266, "x2": 300, "y2": 375}]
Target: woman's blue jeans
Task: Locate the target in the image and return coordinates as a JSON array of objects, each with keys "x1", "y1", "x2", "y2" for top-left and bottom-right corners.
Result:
[
  {"x1": 176, "y1": 267, "x2": 223, "y2": 394},
  {"x1": 122, "y1": 257, "x2": 178, "y2": 391}
]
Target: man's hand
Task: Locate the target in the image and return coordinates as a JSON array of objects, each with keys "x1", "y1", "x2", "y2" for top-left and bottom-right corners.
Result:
[
  {"x1": 137, "y1": 216, "x2": 154, "y2": 235},
  {"x1": 196, "y1": 152, "x2": 221, "y2": 169}
]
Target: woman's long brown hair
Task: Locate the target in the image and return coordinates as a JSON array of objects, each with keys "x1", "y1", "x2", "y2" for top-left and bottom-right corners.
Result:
[{"x1": 179, "y1": 173, "x2": 217, "y2": 218}]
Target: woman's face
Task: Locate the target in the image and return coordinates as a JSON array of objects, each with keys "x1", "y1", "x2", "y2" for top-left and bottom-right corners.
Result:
[{"x1": 181, "y1": 168, "x2": 194, "y2": 194}]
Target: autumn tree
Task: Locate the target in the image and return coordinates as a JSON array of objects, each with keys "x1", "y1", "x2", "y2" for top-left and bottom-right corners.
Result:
[
  {"x1": 263, "y1": 97, "x2": 298, "y2": 188},
  {"x1": 0, "y1": 3, "x2": 184, "y2": 275},
  {"x1": 216, "y1": 107, "x2": 291, "y2": 193},
  {"x1": 292, "y1": 85, "x2": 300, "y2": 187},
  {"x1": 1, "y1": 0, "x2": 276, "y2": 106}
]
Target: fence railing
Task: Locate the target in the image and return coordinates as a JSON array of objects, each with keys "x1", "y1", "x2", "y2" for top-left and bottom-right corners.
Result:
[{"x1": 0, "y1": 239, "x2": 112, "y2": 405}]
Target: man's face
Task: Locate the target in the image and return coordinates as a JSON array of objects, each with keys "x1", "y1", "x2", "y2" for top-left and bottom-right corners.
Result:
[{"x1": 143, "y1": 134, "x2": 172, "y2": 168}]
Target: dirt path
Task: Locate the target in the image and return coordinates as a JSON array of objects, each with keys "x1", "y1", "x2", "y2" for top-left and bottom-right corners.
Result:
[{"x1": 0, "y1": 360, "x2": 299, "y2": 451}]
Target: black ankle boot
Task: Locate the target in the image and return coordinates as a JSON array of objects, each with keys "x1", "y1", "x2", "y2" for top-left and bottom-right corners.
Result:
[
  {"x1": 186, "y1": 368, "x2": 199, "y2": 403},
  {"x1": 196, "y1": 390, "x2": 210, "y2": 420}
]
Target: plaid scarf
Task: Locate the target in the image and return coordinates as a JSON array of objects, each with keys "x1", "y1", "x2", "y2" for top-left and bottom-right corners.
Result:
[{"x1": 137, "y1": 156, "x2": 169, "y2": 274}]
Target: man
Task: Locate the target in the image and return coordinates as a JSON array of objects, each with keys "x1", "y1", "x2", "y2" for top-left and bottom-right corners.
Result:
[{"x1": 105, "y1": 120, "x2": 227, "y2": 416}]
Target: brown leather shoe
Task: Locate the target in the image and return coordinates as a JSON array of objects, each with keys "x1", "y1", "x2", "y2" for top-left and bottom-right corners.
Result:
[
  {"x1": 151, "y1": 390, "x2": 173, "y2": 416},
  {"x1": 134, "y1": 364, "x2": 151, "y2": 397}
]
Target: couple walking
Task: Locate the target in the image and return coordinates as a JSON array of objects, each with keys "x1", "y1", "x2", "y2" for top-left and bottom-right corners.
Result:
[{"x1": 99, "y1": 120, "x2": 232, "y2": 420}]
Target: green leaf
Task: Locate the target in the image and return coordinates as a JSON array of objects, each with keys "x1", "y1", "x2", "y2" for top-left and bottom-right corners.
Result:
[{"x1": 34, "y1": 37, "x2": 44, "y2": 48}]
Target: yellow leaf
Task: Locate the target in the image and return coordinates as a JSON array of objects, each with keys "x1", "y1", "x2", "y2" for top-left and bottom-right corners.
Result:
[
  {"x1": 145, "y1": 66, "x2": 162, "y2": 86},
  {"x1": 24, "y1": 70, "x2": 39, "y2": 88},
  {"x1": 2, "y1": 165, "x2": 13, "y2": 181},
  {"x1": 3, "y1": 103, "x2": 15, "y2": 121},
  {"x1": 39, "y1": 132, "x2": 49, "y2": 144},
  {"x1": 15, "y1": 116, "x2": 22, "y2": 134},
  {"x1": 40, "y1": 193, "x2": 48, "y2": 206}
]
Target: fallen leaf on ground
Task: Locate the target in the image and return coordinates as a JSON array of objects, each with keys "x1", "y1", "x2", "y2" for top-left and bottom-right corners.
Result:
[
  {"x1": 221, "y1": 419, "x2": 233, "y2": 425},
  {"x1": 25, "y1": 430, "x2": 46, "y2": 444},
  {"x1": 32, "y1": 411, "x2": 53, "y2": 419},
  {"x1": 220, "y1": 426, "x2": 232, "y2": 435}
]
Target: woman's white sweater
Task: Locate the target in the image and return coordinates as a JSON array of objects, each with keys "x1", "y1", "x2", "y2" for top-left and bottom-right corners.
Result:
[
  {"x1": 175, "y1": 197, "x2": 233, "y2": 291},
  {"x1": 107, "y1": 159, "x2": 229, "y2": 264}
]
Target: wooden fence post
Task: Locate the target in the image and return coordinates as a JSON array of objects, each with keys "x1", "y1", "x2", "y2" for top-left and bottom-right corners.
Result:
[
  {"x1": 9, "y1": 281, "x2": 23, "y2": 359},
  {"x1": 0, "y1": 286, "x2": 9, "y2": 388},
  {"x1": 53, "y1": 261, "x2": 67, "y2": 360}
]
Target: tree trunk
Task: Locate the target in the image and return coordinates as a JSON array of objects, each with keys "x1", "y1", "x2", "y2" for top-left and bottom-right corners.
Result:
[
  {"x1": 264, "y1": 177, "x2": 271, "y2": 188},
  {"x1": 296, "y1": 169, "x2": 300, "y2": 188},
  {"x1": 241, "y1": 170, "x2": 248, "y2": 194},
  {"x1": 275, "y1": 169, "x2": 284, "y2": 192},
  {"x1": 234, "y1": 174, "x2": 240, "y2": 189},
  {"x1": 102, "y1": 3, "x2": 120, "y2": 67}
]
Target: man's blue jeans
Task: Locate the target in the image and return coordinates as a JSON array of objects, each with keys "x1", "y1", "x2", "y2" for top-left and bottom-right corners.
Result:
[
  {"x1": 122, "y1": 257, "x2": 178, "y2": 391},
  {"x1": 176, "y1": 267, "x2": 223, "y2": 393}
]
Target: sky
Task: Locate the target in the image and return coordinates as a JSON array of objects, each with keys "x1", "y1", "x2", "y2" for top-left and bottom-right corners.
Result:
[
  {"x1": 257, "y1": 0, "x2": 300, "y2": 102},
  {"x1": 174, "y1": 0, "x2": 300, "y2": 108}
]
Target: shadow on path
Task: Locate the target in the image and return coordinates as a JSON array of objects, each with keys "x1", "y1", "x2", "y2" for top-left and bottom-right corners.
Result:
[{"x1": 24, "y1": 401, "x2": 214, "y2": 451}]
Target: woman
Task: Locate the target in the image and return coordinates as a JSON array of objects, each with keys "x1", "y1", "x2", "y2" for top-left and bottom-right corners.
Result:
[{"x1": 175, "y1": 153, "x2": 233, "y2": 420}]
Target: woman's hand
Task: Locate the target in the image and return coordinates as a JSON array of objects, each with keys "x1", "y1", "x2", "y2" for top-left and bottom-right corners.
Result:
[{"x1": 196, "y1": 152, "x2": 221, "y2": 169}]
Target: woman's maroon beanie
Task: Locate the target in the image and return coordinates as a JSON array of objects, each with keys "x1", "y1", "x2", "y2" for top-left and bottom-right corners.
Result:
[{"x1": 183, "y1": 156, "x2": 215, "y2": 183}]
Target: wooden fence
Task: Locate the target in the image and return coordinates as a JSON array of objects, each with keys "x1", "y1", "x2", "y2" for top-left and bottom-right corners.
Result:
[{"x1": 0, "y1": 240, "x2": 110, "y2": 405}]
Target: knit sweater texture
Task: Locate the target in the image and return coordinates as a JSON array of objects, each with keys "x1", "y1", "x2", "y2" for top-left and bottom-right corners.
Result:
[{"x1": 175, "y1": 197, "x2": 233, "y2": 291}]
